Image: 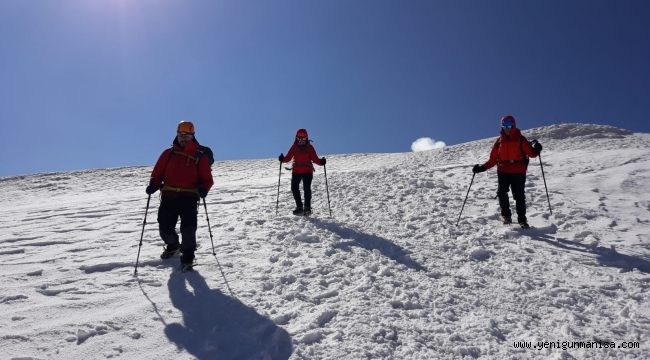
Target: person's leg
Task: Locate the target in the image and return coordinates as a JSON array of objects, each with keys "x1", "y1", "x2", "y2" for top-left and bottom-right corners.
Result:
[
  {"x1": 158, "y1": 197, "x2": 180, "y2": 249},
  {"x1": 178, "y1": 197, "x2": 199, "y2": 264},
  {"x1": 496, "y1": 173, "x2": 512, "y2": 220},
  {"x1": 291, "y1": 173, "x2": 303, "y2": 210},
  {"x1": 511, "y1": 174, "x2": 527, "y2": 224},
  {"x1": 303, "y1": 173, "x2": 313, "y2": 211}
]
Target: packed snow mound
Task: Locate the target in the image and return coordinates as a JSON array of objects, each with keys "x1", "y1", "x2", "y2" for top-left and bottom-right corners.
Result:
[
  {"x1": 1, "y1": 123, "x2": 649, "y2": 359},
  {"x1": 526, "y1": 122, "x2": 633, "y2": 141}
]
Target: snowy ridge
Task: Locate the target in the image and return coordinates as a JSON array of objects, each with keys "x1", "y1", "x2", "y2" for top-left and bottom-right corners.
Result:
[{"x1": 1, "y1": 123, "x2": 649, "y2": 359}]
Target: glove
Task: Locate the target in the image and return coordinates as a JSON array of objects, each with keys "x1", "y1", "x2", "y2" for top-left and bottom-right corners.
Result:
[
  {"x1": 532, "y1": 141, "x2": 543, "y2": 154},
  {"x1": 472, "y1": 164, "x2": 487, "y2": 174},
  {"x1": 320, "y1": 157, "x2": 326, "y2": 166},
  {"x1": 198, "y1": 187, "x2": 208, "y2": 198},
  {"x1": 145, "y1": 184, "x2": 159, "y2": 195},
  {"x1": 278, "y1": 153, "x2": 285, "y2": 162}
]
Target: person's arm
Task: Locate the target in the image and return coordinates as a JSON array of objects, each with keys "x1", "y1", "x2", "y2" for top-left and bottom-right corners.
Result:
[
  {"x1": 309, "y1": 146, "x2": 323, "y2": 166},
  {"x1": 196, "y1": 156, "x2": 213, "y2": 198},
  {"x1": 146, "y1": 150, "x2": 169, "y2": 194},
  {"x1": 198, "y1": 157, "x2": 214, "y2": 191},
  {"x1": 522, "y1": 136, "x2": 541, "y2": 158},
  {"x1": 149, "y1": 150, "x2": 170, "y2": 187},
  {"x1": 283, "y1": 145, "x2": 296, "y2": 162},
  {"x1": 483, "y1": 140, "x2": 499, "y2": 170}
]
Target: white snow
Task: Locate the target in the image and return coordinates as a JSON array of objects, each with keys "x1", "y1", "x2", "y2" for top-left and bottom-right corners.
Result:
[{"x1": 1, "y1": 123, "x2": 649, "y2": 359}]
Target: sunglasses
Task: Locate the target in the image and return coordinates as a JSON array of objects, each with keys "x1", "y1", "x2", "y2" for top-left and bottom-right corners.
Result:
[
  {"x1": 296, "y1": 136, "x2": 307, "y2": 141},
  {"x1": 177, "y1": 132, "x2": 194, "y2": 138},
  {"x1": 501, "y1": 121, "x2": 514, "y2": 129}
]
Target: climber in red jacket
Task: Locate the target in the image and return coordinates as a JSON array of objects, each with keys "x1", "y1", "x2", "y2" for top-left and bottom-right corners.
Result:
[
  {"x1": 472, "y1": 115, "x2": 543, "y2": 228},
  {"x1": 146, "y1": 120, "x2": 213, "y2": 266},
  {"x1": 279, "y1": 129, "x2": 326, "y2": 216}
]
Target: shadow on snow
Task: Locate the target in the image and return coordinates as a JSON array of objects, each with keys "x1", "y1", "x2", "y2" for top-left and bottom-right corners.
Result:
[
  {"x1": 164, "y1": 270, "x2": 293, "y2": 360},
  {"x1": 526, "y1": 225, "x2": 650, "y2": 273},
  {"x1": 309, "y1": 218, "x2": 427, "y2": 272}
]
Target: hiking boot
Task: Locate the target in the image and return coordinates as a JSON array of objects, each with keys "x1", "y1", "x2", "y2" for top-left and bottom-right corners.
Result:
[
  {"x1": 303, "y1": 207, "x2": 312, "y2": 216},
  {"x1": 180, "y1": 257, "x2": 194, "y2": 271},
  {"x1": 502, "y1": 215, "x2": 512, "y2": 225},
  {"x1": 180, "y1": 255, "x2": 194, "y2": 265},
  {"x1": 180, "y1": 254, "x2": 195, "y2": 268},
  {"x1": 519, "y1": 221, "x2": 530, "y2": 229},
  {"x1": 160, "y1": 245, "x2": 180, "y2": 259},
  {"x1": 292, "y1": 207, "x2": 304, "y2": 215}
]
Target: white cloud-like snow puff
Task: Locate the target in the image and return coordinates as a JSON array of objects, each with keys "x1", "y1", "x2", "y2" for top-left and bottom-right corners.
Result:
[{"x1": 411, "y1": 137, "x2": 446, "y2": 152}]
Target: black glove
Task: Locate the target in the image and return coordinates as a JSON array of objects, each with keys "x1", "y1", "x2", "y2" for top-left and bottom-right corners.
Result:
[
  {"x1": 198, "y1": 187, "x2": 208, "y2": 198},
  {"x1": 472, "y1": 164, "x2": 487, "y2": 174},
  {"x1": 145, "y1": 184, "x2": 159, "y2": 195},
  {"x1": 278, "y1": 153, "x2": 285, "y2": 162},
  {"x1": 321, "y1": 157, "x2": 326, "y2": 166},
  {"x1": 532, "y1": 141, "x2": 543, "y2": 154}
]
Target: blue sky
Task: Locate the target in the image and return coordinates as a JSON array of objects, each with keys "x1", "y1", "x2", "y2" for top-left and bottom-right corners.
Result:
[{"x1": 1, "y1": 0, "x2": 649, "y2": 177}]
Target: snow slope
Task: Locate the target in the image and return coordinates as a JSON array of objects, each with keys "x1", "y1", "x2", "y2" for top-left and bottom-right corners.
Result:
[{"x1": 1, "y1": 123, "x2": 649, "y2": 359}]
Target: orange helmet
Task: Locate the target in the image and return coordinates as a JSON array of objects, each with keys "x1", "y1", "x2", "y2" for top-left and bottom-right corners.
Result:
[{"x1": 177, "y1": 120, "x2": 195, "y2": 134}]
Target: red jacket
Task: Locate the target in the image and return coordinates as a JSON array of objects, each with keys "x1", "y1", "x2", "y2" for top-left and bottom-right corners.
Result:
[
  {"x1": 150, "y1": 139, "x2": 214, "y2": 196},
  {"x1": 282, "y1": 143, "x2": 323, "y2": 174},
  {"x1": 483, "y1": 128, "x2": 538, "y2": 174}
]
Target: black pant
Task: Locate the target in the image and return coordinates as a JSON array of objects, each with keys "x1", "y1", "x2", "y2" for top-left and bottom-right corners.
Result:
[
  {"x1": 291, "y1": 173, "x2": 313, "y2": 209},
  {"x1": 497, "y1": 172, "x2": 527, "y2": 223},
  {"x1": 157, "y1": 195, "x2": 198, "y2": 262}
]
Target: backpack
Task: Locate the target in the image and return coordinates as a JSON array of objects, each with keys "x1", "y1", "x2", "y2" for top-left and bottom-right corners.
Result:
[{"x1": 197, "y1": 145, "x2": 214, "y2": 166}]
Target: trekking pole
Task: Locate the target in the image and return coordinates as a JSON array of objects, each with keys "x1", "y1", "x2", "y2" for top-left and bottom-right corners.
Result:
[
  {"x1": 213, "y1": 251, "x2": 235, "y2": 296},
  {"x1": 203, "y1": 197, "x2": 234, "y2": 296},
  {"x1": 323, "y1": 164, "x2": 332, "y2": 217},
  {"x1": 537, "y1": 153, "x2": 552, "y2": 215},
  {"x1": 275, "y1": 162, "x2": 282, "y2": 215},
  {"x1": 202, "y1": 198, "x2": 216, "y2": 255},
  {"x1": 134, "y1": 194, "x2": 151, "y2": 275},
  {"x1": 456, "y1": 173, "x2": 475, "y2": 226}
]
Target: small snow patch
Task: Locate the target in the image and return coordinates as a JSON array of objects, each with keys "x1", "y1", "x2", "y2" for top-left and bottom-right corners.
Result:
[
  {"x1": 262, "y1": 282, "x2": 274, "y2": 291},
  {"x1": 316, "y1": 310, "x2": 338, "y2": 327},
  {"x1": 295, "y1": 232, "x2": 319, "y2": 243},
  {"x1": 390, "y1": 300, "x2": 422, "y2": 310},
  {"x1": 280, "y1": 275, "x2": 296, "y2": 285},
  {"x1": 76, "y1": 329, "x2": 97, "y2": 344},
  {"x1": 313, "y1": 290, "x2": 339, "y2": 301},
  {"x1": 469, "y1": 248, "x2": 492, "y2": 261},
  {"x1": 79, "y1": 262, "x2": 128, "y2": 273},
  {"x1": 0, "y1": 295, "x2": 28, "y2": 304},
  {"x1": 273, "y1": 313, "x2": 293, "y2": 325},
  {"x1": 455, "y1": 346, "x2": 481, "y2": 358},
  {"x1": 0, "y1": 249, "x2": 25, "y2": 255},
  {"x1": 301, "y1": 330, "x2": 324, "y2": 344}
]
